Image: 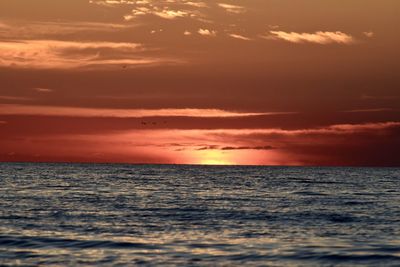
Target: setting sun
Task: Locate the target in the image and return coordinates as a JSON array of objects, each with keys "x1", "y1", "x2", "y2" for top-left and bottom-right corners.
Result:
[{"x1": 198, "y1": 151, "x2": 233, "y2": 165}]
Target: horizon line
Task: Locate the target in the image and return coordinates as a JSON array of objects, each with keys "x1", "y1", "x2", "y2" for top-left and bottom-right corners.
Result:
[{"x1": 0, "y1": 161, "x2": 399, "y2": 168}]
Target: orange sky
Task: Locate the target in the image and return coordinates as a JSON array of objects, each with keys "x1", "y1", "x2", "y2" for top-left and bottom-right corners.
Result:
[{"x1": 0, "y1": 0, "x2": 399, "y2": 166}]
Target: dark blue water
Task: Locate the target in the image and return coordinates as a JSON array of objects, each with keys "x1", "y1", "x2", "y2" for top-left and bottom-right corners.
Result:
[{"x1": 0, "y1": 163, "x2": 400, "y2": 266}]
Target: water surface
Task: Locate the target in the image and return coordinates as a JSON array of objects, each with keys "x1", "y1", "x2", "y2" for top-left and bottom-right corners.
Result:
[{"x1": 1, "y1": 163, "x2": 400, "y2": 266}]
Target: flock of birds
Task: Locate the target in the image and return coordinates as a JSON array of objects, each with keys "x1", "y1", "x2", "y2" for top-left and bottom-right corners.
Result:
[{"x1": 122, "y1": 64, "x2": 168, "y2": 128}]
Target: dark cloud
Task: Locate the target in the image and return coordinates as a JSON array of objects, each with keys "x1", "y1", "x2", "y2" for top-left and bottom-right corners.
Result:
[
  {"x1": 221, "y1": 146, "x2": 275, "y2": 150},
  {"x1": 196, "y1": 145, "x2": 275, "y2": 151},
  {"x1": 196, "y1": 145, "x2": 220, "y2": 150}
]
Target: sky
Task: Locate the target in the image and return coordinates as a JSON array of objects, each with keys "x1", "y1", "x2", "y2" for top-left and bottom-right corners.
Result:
[{"x1": 0, "y1": 0, "x2": 399, "y2": 166}]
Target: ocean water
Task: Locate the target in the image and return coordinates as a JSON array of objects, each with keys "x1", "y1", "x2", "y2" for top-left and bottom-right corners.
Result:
[{"x1": 0, "y1": 163, "x2": 400, "y2": 266}]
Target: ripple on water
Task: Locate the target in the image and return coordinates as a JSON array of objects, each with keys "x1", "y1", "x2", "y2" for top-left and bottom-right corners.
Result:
[{"x1": 0, "y1": 163, "x2": 399, "y2": 266}]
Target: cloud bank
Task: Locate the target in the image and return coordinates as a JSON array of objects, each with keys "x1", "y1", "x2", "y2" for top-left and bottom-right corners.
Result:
[
  {"x1": 0, "y1": 40, "x2": 167, "y2": 69},
  {"x1": 0, "y1": 104, "x2": 289, "y2": 118}
]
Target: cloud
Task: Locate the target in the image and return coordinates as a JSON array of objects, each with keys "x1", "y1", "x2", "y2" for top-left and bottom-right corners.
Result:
[
  {"x1": 196, "y1": 145, "x2": 220, "y2": 150},
  {"x1": 169, "y1": 122, "x2": 400, "y2": 137},
  {"x1": 102, "y1": 121, "x2": 400, "y2": 165},
  {"x1": 154, "y1": 9, "x2": 189, "y2": 19},
  {"x1": 342, "y1": 108, "x2": 394, "y2": 113},
  {"x1": 0, "y1": 22, "x2": 8, "y2": 28},
  {"x1": 198, "y1": 28, "x2": 217, "y2": 37},
  {"x1": 266, "y1": 31, "x2": 355, "y2": 44},
  {"x1": 124, "y1": 7, "x2": 194, "y2": 21},
  {"x1": 89, "y1": 0, "x2": 136, "y2": 6},
  {"x1": 326, "y1": 122, "x2": 400, "y2": 132},
  {"x1": 34, "y1": 88, "x2": 54, "y2": 93},
  {"x1": 116, "y1": 0, "x2": 203, "y2": 21},
  {"x1": 0, "y1": 20, "x2": 132, "y2": 39},
  {"x1": 2, "y1": 118, "x2": 399, "y2": 166},
  {"x1": 184, "y1": 1, "x2": 208, "y2": 8},
  {"x1": 363, "y1": 31, "x2": 374, "y2": 38},
  {"x1": 218, "y1": 3, "x2": 246, "y2": 14},
  {"x1": 361, "y1": 94, "x2": 398, "y2": 100},
  {"x1": 0, "y1": 95, "x2": 32, "y2": 101},
  {"x1": 221, "y1": 145, "x2": 275, "y2": 150},
  {"x1": 166, "y1": 122, "x2": 400, "y2": 165},
  {"x1": 0, "y1": 40, "x2": 168, "y2": 69},
  {"x1": 0, "y1": 104, "x2": 288, "y2": 118},
  {"x1": 268, "y1": 25, "x2": 280, "y2": 30},
  {"x1": 91, "y1": 0, "x2": 213, "y2": 24},
  {"x1": 196, "y1": 145, "x2": 275, "y2": 151},
  {"x1": 229, "y1": 33, "x2": 252, "y2": 41}
]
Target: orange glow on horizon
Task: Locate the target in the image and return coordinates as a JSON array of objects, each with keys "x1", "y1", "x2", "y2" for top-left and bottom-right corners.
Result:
[{"x1": 197, "y1": 150, "x2": 234, "y2": 165}]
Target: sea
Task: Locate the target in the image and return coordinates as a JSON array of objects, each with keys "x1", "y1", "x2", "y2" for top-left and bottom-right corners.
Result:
[{"x1": 0, "y1": 163, "x2": 400, "y2": 266}]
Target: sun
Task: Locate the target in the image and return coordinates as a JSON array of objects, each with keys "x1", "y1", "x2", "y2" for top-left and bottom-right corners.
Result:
[
  {"x1": 200, "y1": 159, "x2": 232, "y2": 165},
  {"x1": 198, "y1": 151, "x2": 233, "y2": 165}
]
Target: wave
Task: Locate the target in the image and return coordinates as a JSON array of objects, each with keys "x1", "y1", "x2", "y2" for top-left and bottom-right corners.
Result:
[{"x1": 0, "y1": 235, "x2": 160, "y2": 250}]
